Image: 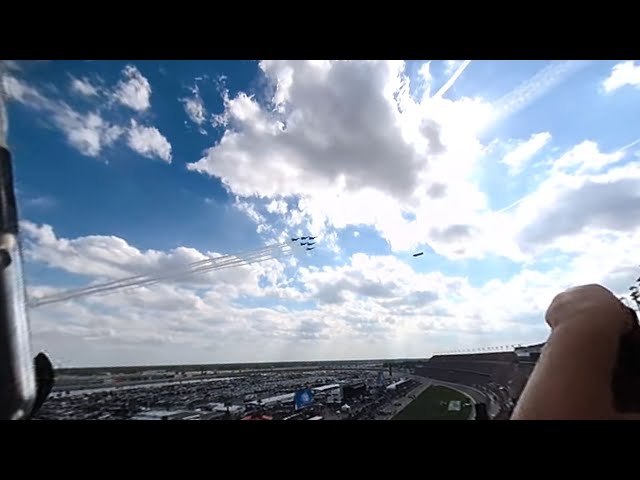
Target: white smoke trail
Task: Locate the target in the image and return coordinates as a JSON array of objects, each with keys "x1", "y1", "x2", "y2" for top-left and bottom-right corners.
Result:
[
  {"x1": 28, "y1": 242, "x2": 293, "y2": 308},
  {"x1": 433, "y1": 60, "x2": 472, "y2": 99},
  {"x1": 493, "y1": 60, "x2": 591, "y2": 122}
]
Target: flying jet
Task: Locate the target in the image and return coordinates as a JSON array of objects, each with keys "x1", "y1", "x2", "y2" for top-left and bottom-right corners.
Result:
[
  {"x1": 291, "y1": 237, "x2": 300, "y2": 242},
  {"x1": 300, "y1": 242, "x2": 307, "y2": 246},
  {"x1": 300, "y1": 236, "x2": 309, "y2": 240},
  {"x1": 307, "y1": 242, "x2": 316, "y2": 246},
  {"x1": 308, "y1": 236, "x2": 317, "y2": 240},
  {"x1": 306, "y1": 247, "x2": 315, "y2": 251},
  {"x1": 412, "y1": 252, "x2": 424, "y2": 257}
]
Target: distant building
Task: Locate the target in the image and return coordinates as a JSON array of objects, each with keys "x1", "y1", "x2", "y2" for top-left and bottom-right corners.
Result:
[
  {"x1": 515, "y1": 343, "x2": 545, "y2": 362},
  {"x1": 313, "y1": 383, "x2": 341, "y2": 404},
  {"x1": 342, "y1": 382, "x2": 366, "y2": 402},
  {"x1": 258, "y1": 393, "x2": 295, "y2": 407}
]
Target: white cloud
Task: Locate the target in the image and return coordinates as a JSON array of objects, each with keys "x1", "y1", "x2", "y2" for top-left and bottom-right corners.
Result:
[
  {"x1": 127, "y1": 120, "x2": 172, "y2": 162},
  {"x1": 61, "y1": 112, "x2": 124, "y2": 157},
  {"x1": 188, "y1": 61, "x2": 436, "y2": 200},
  {"x1": 21, "y1": 221, "x2": 347, "y2": 365},
  {"x1": 602, "y1": 61, "x2": 640, "y2": 93},
  {"x1": 21, "y1": 221, "x2": 292, "y2": 298},
  {"x1": 502, "y1": 131, "x2": 551, "y2": 175},
  {"x1": 187, "y1": 60, "x2": 495, "y2": 258},
  {"x1": 444, "y1": 60, "x2": 463, "y2": 76},
  {"x1": 513, "y1": 163, "x2": 640, "y2": 253},
  {"x1": 353, "y1": 231, "x2": 360, "y2": 238},
  {"x1": 5, "y1": 74, "x2": 176, "y2": 163},
  {"x1": 266, "y1": 199, "x2": 288, "y2": 215},
  {"x1": 181, "y1": 84, "x2": 207, "y2": 134},
  {"x1": 235, "y1": 199, "x2": 266, "y2": 224},
  {"x1": 193, "y1": 59, "x2": 592, "y2": 263},
  {"x1": 1, "y1": 60, "x2": 22, "y2": 71},
  {"x1": 4, "y1": 75, "x2": 123, "y2": 157},
  {"x1": 21, "y1": 212, "x2": 640, "y2": 365},
  {"x1": 417, "y1": 61, "x2": 433, "y2": 99},
  {"x1": 551, "y1": 140, "x2": 624, "y2": 174},
  {"x1": 113, "y1": 65, "x2": 151, "y2": 112},
  {"x1": 70, "y1": 76, "x2": 99, "y2": 97},
  {"x1": 3, "y1": 74, "x2": 52, "y2": 107}
]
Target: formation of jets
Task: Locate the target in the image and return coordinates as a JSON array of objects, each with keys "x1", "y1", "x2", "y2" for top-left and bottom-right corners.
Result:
[
  {"x1": 293, "y1": 234, "x2": 422, "y2": 257},
  {"x1": 291, "y1": 236, "x2": 317, "y2": 242},
  {"x1": 292, "y1": 234, "x2": 424, "y2": 257},
  {"x1": 291, "y1": 236, "x2": 317, "y2": 252}
]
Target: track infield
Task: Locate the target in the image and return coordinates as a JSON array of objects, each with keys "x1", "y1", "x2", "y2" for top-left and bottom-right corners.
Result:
[{"x1": 393, "y1": 385, "x2": 472, "y2": 420}]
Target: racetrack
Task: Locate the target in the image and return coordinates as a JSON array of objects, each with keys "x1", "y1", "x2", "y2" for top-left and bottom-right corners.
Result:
[{"x1": 393, "y1": 385, "x2": 472, "y2": 420}]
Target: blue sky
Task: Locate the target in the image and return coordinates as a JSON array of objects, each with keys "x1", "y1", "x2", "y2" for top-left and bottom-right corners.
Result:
[{"x1": 2, "y1": 59, "x2": 640, "y2": 367}]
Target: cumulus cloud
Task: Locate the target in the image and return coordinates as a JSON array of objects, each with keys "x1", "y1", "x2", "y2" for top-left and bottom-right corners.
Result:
[
  {"x1": 22, "y1": 214, "x2": 640, "y2": 365},
  {"x1": 127, "y1": 120, "x2": 172, "y2": 162},
  {"x1": 515, "y1": 166, "x2": 640, "y2": 251},
  {"x1": 602, "y1": 61, "x2": 640, "y2": 93},
  {"x1": 188, "y1": 61, "x2": 449, "y2": 200},
  {"x1": 112, "y1": 65, "x2": 151, "y2": 112},
  {"x1": 187, "y1": 60, "x2": 497, "y2": 258},
  {"x1": 186, "y1": 61, "x2": 589, "y2": 261},
  {"x1": 502, "y1": 131, "x2": 551, "y2": 175}
]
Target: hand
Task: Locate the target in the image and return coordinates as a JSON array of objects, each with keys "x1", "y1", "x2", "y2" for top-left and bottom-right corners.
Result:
[{"x1": 545, "y1": 284, "x2": 633, "y2": 337}]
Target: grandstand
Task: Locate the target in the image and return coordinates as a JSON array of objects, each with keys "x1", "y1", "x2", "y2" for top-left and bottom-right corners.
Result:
[{"x1": 414, "y1": 343, "x2": 545, "y2": 419}]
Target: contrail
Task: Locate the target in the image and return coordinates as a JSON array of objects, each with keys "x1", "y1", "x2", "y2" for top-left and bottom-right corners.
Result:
[
  {"x1": 493, "y1": 60, "x2": 591, "y2": 122},
  {"x1": 494, "y1": 195, "x2": 528, "y2": 214},
  {"x1": 433, "y1": 60, "x2": 472, "y2": 99},
  {"x1": 28, "y1": 245, "x2": 290, "y2": 307},
  {"x1": 620, "y1": 137, "x2": 640, "y2": 152},
  {"x1": 27, "y1": 242, "x2": 293, "y2": 308}
]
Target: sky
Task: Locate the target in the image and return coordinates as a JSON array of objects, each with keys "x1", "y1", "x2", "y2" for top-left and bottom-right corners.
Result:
[{"x1": 2, "y1": 59, "x2": 640, "y2": 367}]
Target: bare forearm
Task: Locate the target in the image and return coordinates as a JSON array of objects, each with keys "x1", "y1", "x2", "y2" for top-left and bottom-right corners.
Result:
[{"x1": 512, "y1": 322, "x2": 620, "y2": 420}]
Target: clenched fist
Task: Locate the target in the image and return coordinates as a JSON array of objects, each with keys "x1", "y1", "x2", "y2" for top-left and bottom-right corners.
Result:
[{"x1": 545, "y1": 284, "x2": 633, "y2": 337}]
